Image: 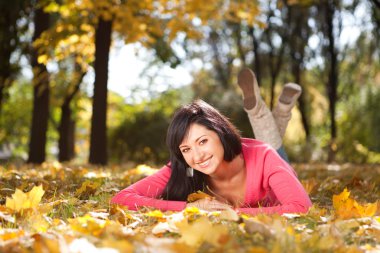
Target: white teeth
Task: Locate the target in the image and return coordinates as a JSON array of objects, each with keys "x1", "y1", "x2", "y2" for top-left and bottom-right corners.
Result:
[{"x1": 198, "y1": 159, "x2": 210, "y2": 167}]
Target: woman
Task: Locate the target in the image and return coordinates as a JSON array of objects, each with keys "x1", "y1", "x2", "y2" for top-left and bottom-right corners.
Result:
[{"x1": 111, "y1": 70, "x2": 311, "y2": 214}]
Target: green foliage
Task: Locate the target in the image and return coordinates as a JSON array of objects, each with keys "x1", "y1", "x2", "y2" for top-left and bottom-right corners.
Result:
[
  {"x1": 337, "y1": 87, "x2": 380, "y2": 163},
  {"x1": 0, "y1": 80, "x2": 32, "y2": 160},
  {"x1": 108, "y1": 88, "x2": 191, "y2": 164}
]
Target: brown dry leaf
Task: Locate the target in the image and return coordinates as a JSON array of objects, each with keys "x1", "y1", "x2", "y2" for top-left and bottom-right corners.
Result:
[
  {"x1": 100, "y1": 238, "x2": 134, "y2": 253},
  {"x1": 333, "y1": 188, "x2": 377, "y2": 219},
  {"x1": 187, "y1": 190, "x2": 213, "y2": 202},
  {"x1": 171, "y1": 242, "x2": 198, "y2": 253},
  {"x1": 75, "y1": 180, "x2": 101, "y2": 199},
  {"x1": 109, "y1": 204, "x2": 136, "y2": 225},
  {"x1": 6, "y1": 185, "x2": 45, "y2": 212},
  {"x1": 0, "y1": 206, "x2": 15, "y2": 223},
  {"x1": 301, "y1": 178, "x2": 319, "y2": 194},
  {"x1": 32, "y1": 233, "x2": 64, "y2": 253},
  {"x1": 247, "y1": 246, "x2": 269, "y2": 253}
]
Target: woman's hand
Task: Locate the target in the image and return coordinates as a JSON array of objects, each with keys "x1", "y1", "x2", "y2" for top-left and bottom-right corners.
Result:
[{"x1": 186, "y1": 198, "x2": 232, "y2": 211}]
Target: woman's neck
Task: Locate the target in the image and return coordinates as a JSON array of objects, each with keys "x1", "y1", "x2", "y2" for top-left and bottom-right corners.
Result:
[{"x1": 208, "y1": 153, "x2": 245, "y2": 183}]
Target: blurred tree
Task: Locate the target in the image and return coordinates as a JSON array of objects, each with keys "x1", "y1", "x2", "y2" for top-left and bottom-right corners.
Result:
[
  {"x1": 263, "y1": 2, "x2": 287, "y2": 110},
  {"x1": 35, "y1": 1, "x2": 95, "y2": 162},
  {"x1": 282, "y1": 1, "x2": 314, "y2": 144},
  {"x1": 57, "y1": 62, "x2": 86, "y2": 162},
  {"x1": 370, "y1": 0, "x2": 380, "y2": 58},
  {"x1": 0, "y1": 1, "x2": 31, "y2": 121},
  {"x1": 89, "y1": 17, "x2": 112, "y2": 165},
  {"x1": 28, "y1": 1, "x2": 51, "y2": 164},
  {"x1": 318, "y1": 0, "x2": 342, "y2": 162}
]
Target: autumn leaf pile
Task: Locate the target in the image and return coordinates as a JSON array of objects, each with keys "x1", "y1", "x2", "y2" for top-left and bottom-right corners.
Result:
[{"x1": 1, "y1": 163, "x2": 379, "y2": 252}]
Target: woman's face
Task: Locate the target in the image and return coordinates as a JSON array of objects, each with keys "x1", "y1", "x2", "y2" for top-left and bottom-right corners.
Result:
[{"x1": 179, "y1": 123, "x2": 225, "y2": 176}]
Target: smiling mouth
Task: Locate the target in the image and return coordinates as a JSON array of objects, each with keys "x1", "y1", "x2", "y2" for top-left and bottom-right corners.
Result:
[{"x1": 197, "y1": 157, "x2": 212, "y2": 168}]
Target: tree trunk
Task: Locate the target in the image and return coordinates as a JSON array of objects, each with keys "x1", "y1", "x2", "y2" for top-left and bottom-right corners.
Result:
[
  {"x1": 68, "y1": 119, "x2": 75, "y2": 159},
  {"x1": 232, "y1": 22, "x2": 246, "y2": 65},
  {"x1": 248, "y1": 27, "x2": 262, "y2": 87},
  {"x1": 325, "y1": 1, "x2": 339, "y2": 163},
  {"x1": 267, "y1": 41, "x2": 285, "y2": 110},
  {"x1": 58, "y1": 69, "x2": 84, "y2": 162},
  {"x1": 209, "y1": 31, "x2": 231, "y2": 89},
  {"x1": 58, "y1": 102, "x2": 72, "y2": 161},
  {"x1": 263, "y1": 7, "x2": 285, "y2": 109},
  {"x1": 89, "y1": 18, "x2": 112, "y2": 165},
  {"x1": 287, "y1": 5, "x2": 311, "y2": 141},
  {"x1": 27, "y1": 5, "x2": 50, "y2": 164},
  {"x1": 0, "y1": 1, "x2": 23, "y2": 119}
]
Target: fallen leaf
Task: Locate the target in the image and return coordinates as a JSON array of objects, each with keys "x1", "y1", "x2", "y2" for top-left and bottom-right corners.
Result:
[
  {"x1": 301, "y1": 179, "x2": 319, "y2": 194},
  {"x1": 75, "y1": 180, "x2": 101, "y2": 199},
  {"x1": 244, "y1": 218, "x2": 273, "y2": 238},
  {"x1": 176, "y1": 216, "x2": 229, "y2": 247},
  {"x1": 6, "y1": 185, "x2": 45, "y2": 212},
  {"x1": 333, "y1": 188, "x2": 377, "y2": 219},
  {"x1": 152, "y1": 221, "x2": 179, "y2": 234},
  {"x1": 187, "y1": 191, "x2": 213, "y2": 202},
  {"x1": 32, "y1": 233, "x2": 64, "y2": 253},
  {"x1": 0, "y1": 229, "x2": 25, "y2": 241},
  {"x1": 219, "y1": 208, "x2": 240, "y2": 221},
  {"x1": 68, "y1": 214, "x2": 107, "y2": 236}
]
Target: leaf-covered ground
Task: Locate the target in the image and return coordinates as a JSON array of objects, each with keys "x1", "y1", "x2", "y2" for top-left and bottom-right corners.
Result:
[{"x1": 0, "y1": 162, "x2": 379, "y2": 252}]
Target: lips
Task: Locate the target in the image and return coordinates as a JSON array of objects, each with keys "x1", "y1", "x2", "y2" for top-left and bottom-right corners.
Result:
[{"x1": 196, "y1": 156, "x2": 212, "y2": 168}]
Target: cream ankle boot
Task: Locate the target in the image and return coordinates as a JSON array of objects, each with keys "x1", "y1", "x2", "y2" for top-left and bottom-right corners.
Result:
[{"x1": 272, "y1": 83, "x2": 302, "y2": 138}]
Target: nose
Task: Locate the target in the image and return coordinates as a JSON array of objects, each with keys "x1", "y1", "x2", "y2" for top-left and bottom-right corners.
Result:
[{"x1": 193, "y1": 147, "x2": 204, "y2": 163}]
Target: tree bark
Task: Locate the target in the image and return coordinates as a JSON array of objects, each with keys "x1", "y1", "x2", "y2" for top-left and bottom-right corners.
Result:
[
  {"x1": 58, "y1": 102, "x2": 72, "y2": 161},
  {"x1": 232, "y1": 22, "x2": 246, "y2": 65},
  {"x1": 58, "y1": 70, "x2": 84, "y2": 162},
  {"x1": 325, "y1": 0, "x2": 339, "y2": 163},
  {"x1": 208, "y1": 31, "x2": 231, "y2": 89},
  {"x1": 27, "y1": 5, "x2": 50, "y2": 164},
  {"x1": 89, "y1": 18, "x2": 112, "y2": 165},
  {"x1": 264, "y1": 8, "x2": 285, "y2": 110},
  {"x1": 0, "y1": 1, "x2": 25, "y2": 119},
  {"x1": 288, "y1": 5, "x2": 311, "y2": 141},
  {"x1": 248, "y1": 27, "x2": 262, "y2": 87}
]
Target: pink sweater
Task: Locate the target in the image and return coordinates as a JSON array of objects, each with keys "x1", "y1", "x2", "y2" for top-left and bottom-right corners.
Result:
[{"x1": 111, "y1": 138, "x2": 312, "y2": 215}]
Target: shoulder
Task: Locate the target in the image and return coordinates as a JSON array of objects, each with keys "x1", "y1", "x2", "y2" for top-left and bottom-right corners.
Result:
[
  {"x1": 241, "y1": 138, "x2": 280, "y2": 164},
  {"x1": 241, "y1": 138, "x2": 273, "y2": 152}
]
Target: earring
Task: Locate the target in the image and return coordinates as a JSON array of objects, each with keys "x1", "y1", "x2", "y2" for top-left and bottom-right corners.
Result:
[{"x1": 186, "y1": 167, "x2": 194, "y2": 177}]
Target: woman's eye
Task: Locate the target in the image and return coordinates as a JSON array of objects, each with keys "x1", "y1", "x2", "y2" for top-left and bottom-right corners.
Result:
[
  {"x1": 200, "y1": 139, "x2": 208, "y2": 145},
  {"x1": 181, "y1": 148, "x2": 189, "y2": 153}
]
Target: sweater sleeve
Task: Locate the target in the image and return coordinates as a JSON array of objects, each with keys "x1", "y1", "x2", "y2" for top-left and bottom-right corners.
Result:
[
  {"x1": 238, "y1": 147, "x2": 312, "y2": 215},
  {"x1": 111, "y1": 165, "x2": 187, "y2": 211}
]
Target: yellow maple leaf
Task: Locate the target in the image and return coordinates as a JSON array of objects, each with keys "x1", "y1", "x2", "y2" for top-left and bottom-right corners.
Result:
[
  {"x1": 187, "y1": 191, "x2": 213, "y2": 202},
  {"x1": 69, "y1": 214, "x2": 107, "y2": 236},
  {"x1": 6, "y1": 185, "x2": 45, "y2": 212},
  {"x1": 146, "y1": 210, "x2": 164, "y2": 218},
  {"x1": 333, "y1": 188, "x2": 377, "y2": 219}
]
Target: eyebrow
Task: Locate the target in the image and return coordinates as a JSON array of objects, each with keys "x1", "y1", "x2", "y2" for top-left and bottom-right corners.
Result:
[{"x1": 179, "y1": 134, "x2": 207, "y2": 148}]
